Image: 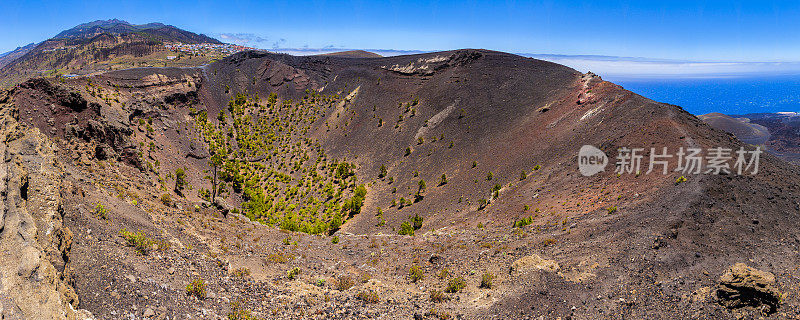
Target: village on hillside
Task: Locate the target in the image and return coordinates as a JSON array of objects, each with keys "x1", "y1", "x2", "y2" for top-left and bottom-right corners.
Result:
[{"x1": 164, "y1": 42, "x2": 255, "y2": 56}]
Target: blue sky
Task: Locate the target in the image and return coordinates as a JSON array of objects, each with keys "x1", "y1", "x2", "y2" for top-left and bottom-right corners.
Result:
[{"x1": 1, "y1": 0, "x2": 798, "y2": 62}]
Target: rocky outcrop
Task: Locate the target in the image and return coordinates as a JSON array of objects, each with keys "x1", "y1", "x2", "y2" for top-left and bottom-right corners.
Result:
[
  {"x1": 382, "y1": 50, "x2": 483, "y2": 75},
  {"x1": 18, "y1": 78, "x2": 88, "y2": 112},
  {"x1": 716, "y1": 263, "x2": 782, "y2": 314},
  {"x1": 0, "y1": 104, "x2": 92, "y2": 319}
]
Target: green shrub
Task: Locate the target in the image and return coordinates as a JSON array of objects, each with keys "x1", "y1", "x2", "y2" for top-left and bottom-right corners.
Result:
[
  {"x1": 228, "y1": 300, "x2": 258, "y2": 320},
  {"x1": 411, "y1": 213, "x2": 423, "y2": 230},
  {"x1": 398, "y1": 221, "x2": 415, "y2": 236},
  {"x1": 175, "y1": 168, "x2": 187, "y2": 196},
  {"x1": 335, "y1": 275, "x2": 355, "y2": 291},
  {"x1": 445, "y1": 277, "x2": 466, "y2": 293},
  {"x1": 430, "y1": 289, "x2": 448, "y2": 302},
  {"x1": 94, "y1": 203, "x2": 108, "y2": 220},
  {"x1": 479, "y1": 272, "x2": 495, "y2": 289},
  {"x1": 356, "y1": 290, "x2": 380, "y2": 303},
  {"x1": 378, "y1": 165, "x2": 387, "y2": 178},
  {"x1": 409, "y1": 265, "x2": 424, "y2": 282},
  {"x1": 119, "y1": 228, "x2": 155, "y2": 255},
  {"x1": 186, "y1": 278, "x2": 207, "y2": 299},
  {"x1": 415, "y1": 179, "x2": 426, "y2": 201},
  {"x1": 675, "y1": 176, "x2": 687, "y2": 184},
  {"x1": 398, "y1": 214, "x2": 423, "y2": 235},
  {"x1": 287, "y1": 267, "x2": 301, "y2": 280},
  {"x1": 231, "y1": 267, "x2": 251, "y2": 278},
  {"x1": 439, "y1": 174, "x2": 447, "y2": 186},
  {"x1": 331, "y1": 236, "x2": 340, "y2": 244},
  {"x1": 513, "y1": 216, "x2": 534, "y2": 228},
  {"x1": 160, "y1": 193, "x2": 172, "y2": 206},
  {"x1": 607, "y1": 206, "x2": 618, "y2": 214},
  {"x1": 478, "y1": 198, "x2": 488, "y2": 210},
  {"x1": 486, "y1": 172, "x2": 493, "y2": 181}
]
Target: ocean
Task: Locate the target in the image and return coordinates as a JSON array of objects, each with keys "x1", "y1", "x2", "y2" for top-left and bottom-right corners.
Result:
[{"x1": 607, "y1": 74, "x2": 800, "y2": 116}]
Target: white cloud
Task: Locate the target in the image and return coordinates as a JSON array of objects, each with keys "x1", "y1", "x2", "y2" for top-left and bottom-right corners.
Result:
[{"x1": 524, "y1": 54, "x2": 800, "y2": 78}]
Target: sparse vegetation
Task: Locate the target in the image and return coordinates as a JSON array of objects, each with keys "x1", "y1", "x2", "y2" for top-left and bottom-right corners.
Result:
[
  {"x1": 379, "y1": 164, "x2": 387, "y2": 178},
  {"x1": 409, "y1": 265, "x2": 424, "y2": 282},
  {"x1": 430, "y1": 289, "x2": 448, "y2": 302},
  {"x1": 415, "y1": 179, "x2": 426, "y2": 201},
  {"x1": 356, "y1": 290, "x2": 380, "y2": 303},
  {"x1": 478, "y1": 198, "x2": 488, "y2": 210},
  {"x1": 186, "y1": 278, "x2": 207, "y2": 299},
  {"x1": 192, "y1": 92, "x2": 367, "y2": 235},
  {"x1": 513, "y1": 216, "x2": 534, "y2": 228},
  {"x1": 398, "y1": 213, "x2": 423, "y2": 235},
  {"x1": 398, "y1": 221, "x2": 415, "y2": 235},
  {"x1": 335, "y1": 275, "x2": 355, "y2": 291},
  {"x1": 480, "y1": 272, "x2": 495, "y2": 288},
  {"x1": 174, "y1": 168, "x2": 187, "y2": 196},
  {"x1": 160, "y1": 193, "x2": 172, "y2": 206},
  {"x1": 94, "y1": 203, "x2": 108, "y2": 220},
  {"x1": 119, "y1": 228, "x2": 157, "y2": 255},
  {"x1": 228, "y1": 300, "x2": 258, "y2": 320},
  {"x1": 287, "y1": 267, "x2": 301, "y2": 280},
  {"x1": 445, "y1": 277, "x2": 466, "y2": 293},
  {"x1": 231, "y1": 267, "x2": 251, "y2": 278}
]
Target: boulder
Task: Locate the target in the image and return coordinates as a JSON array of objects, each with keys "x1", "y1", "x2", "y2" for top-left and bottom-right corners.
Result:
[{"x1": 716, "y1": 263, "x2": 781, "y2": 314}]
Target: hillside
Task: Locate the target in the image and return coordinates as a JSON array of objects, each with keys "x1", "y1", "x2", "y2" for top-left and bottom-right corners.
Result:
[
  {"x1": 0, "y1": 42, "x2": 37, "y2": 69},
  {"x1": 54, "y1": 19, "x2": 221, "y2": 44},
  {"x1": 701, "y1": 112, "x2": 800, "y2": 164},
  {"x1": 698, "y1": 113, "x2": 770, "y2": 145},
  {"x1": 1, "y1": 49, "x2": 799, "y2": 319},
  {"x1": 0, "y1": 20, "x2": 226, "y2": 88}
]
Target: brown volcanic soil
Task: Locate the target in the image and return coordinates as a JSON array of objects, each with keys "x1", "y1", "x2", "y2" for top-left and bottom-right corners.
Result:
[
  {"x1": 3, "y1": 49, "x2": 800, "y2": 319},
  {"x1": 700, "y1": 112, "x2": 800, "y2": 164}
]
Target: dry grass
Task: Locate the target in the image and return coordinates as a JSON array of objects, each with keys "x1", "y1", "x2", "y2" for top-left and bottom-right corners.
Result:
[{"x1": 356, "y1": 290, "x2": 379, "y2": 303}]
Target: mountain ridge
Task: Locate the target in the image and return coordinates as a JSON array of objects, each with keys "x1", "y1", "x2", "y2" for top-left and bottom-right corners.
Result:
[
  {"x1": 53, "y1": 19, "x2": 220, "y2": 44},
  {"x1": 0, "y1": 20, "x2": 225, "y2": 88}
]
